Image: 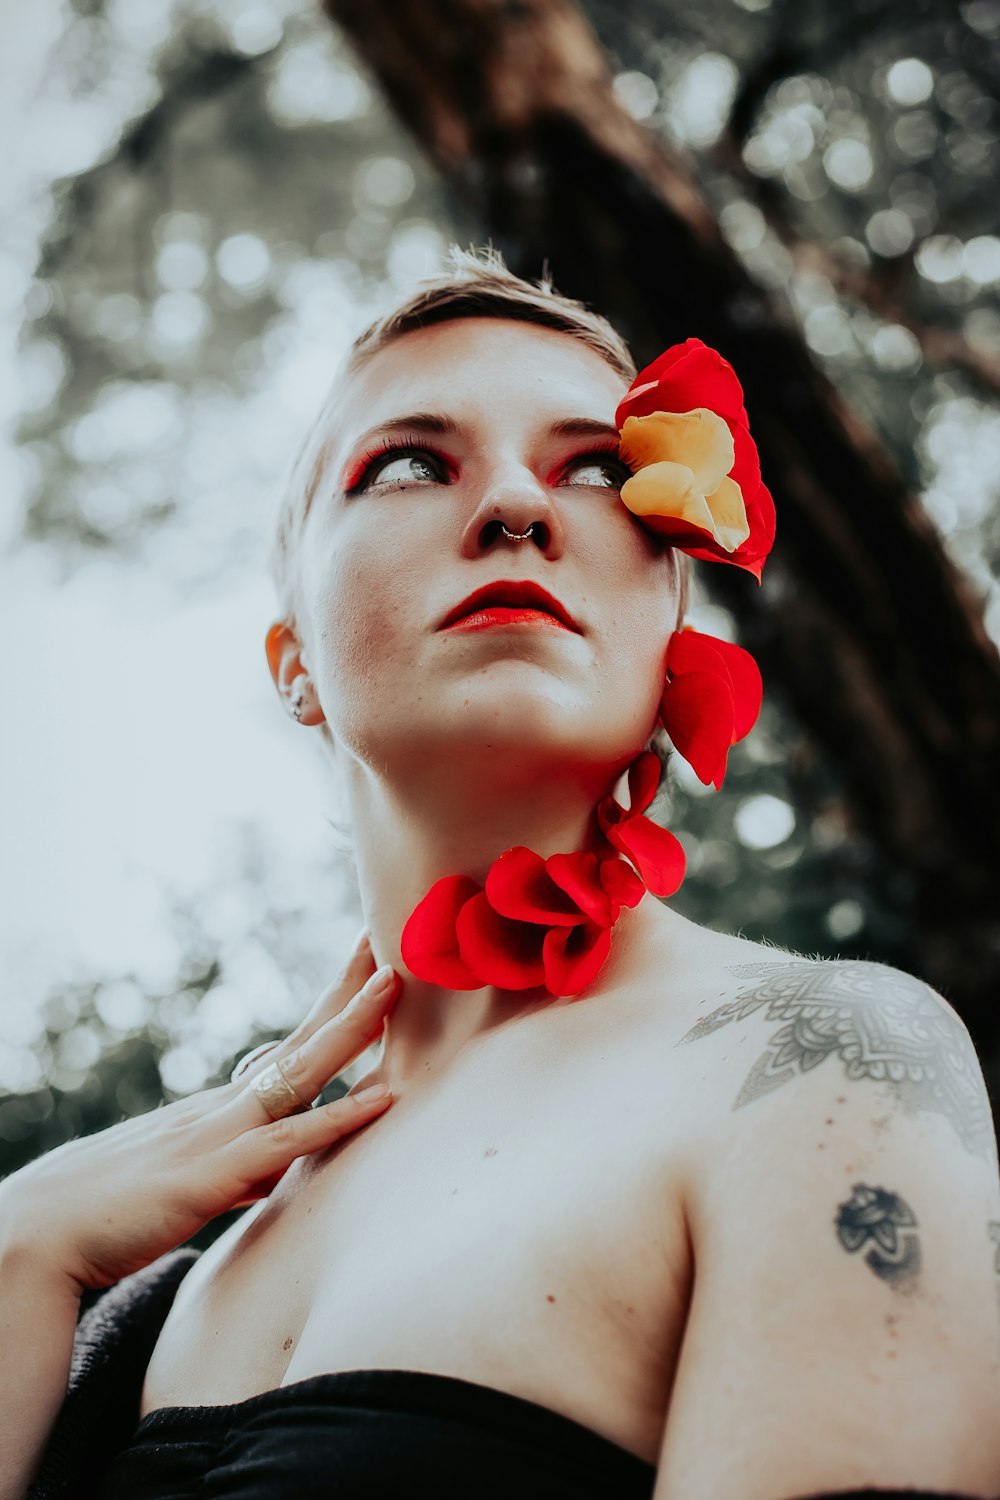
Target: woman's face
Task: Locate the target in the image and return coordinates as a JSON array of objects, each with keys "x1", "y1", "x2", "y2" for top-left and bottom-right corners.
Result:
[{"x1": 291, "y1": 317, "x2": 682, "y2": 785}]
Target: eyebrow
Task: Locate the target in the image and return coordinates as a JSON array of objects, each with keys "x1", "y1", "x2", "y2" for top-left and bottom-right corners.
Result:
[{"x1": 332, "y1": 411, "x2": 622, "y2": 492}]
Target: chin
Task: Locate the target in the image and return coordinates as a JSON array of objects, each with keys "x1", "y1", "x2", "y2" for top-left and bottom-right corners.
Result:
[{"x1": 398, "y1": 699, "x2": 649, "y2": 776}]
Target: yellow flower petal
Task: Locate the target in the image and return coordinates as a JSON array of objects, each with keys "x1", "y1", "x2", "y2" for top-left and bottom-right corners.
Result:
[
  {"x1": 702, "y1": 475, "x2": 751, "y2": 551},
  {"x1": 620, "y1": 462, "x2": 716, "y2": 530},
  {"x1": 619, "y1": 466, "x2": 750, "y2": 552},
  {"x1": 619, "y1": 409, "x2": 735, "y2": 497}
]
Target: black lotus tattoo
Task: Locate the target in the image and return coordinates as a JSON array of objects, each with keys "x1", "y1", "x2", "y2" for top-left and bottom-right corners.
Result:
[
  {"x1": 835, "y1": 1183, "x2": 921, "y2": 1289},
  {"x1": 679, "y1": 960, "x2": 995, "y2": 1164}
]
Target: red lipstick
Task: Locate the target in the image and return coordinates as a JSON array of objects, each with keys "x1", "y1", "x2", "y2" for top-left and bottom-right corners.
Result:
[{"x1": 438, "y1": 579, "x2": 580, "y2": 633}]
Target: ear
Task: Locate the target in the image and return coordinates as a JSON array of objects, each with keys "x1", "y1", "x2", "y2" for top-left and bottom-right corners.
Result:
[{"x1": 265, "y1": 619, "x2": 324, "y2": 727}]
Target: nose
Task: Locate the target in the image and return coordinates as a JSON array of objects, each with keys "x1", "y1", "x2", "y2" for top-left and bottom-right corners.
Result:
[{"x1": 458, "y1": 468, "x2": 566, "y2": 559}]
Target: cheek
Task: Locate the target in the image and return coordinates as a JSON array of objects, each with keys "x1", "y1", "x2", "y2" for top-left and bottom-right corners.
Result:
[
  {"x1": 611, "y1": 600, "x2": 671, "y2": 712},
  {"x1": 601, "y1": 552, "x2": 677, "y2": 714},
  {"x1": 309, "y1": 533, "x2": 426, "y2": 718}
]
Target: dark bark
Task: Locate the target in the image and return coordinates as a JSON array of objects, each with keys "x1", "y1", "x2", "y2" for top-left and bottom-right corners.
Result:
[{"x1": 322, "y1": 0, "x2": 1000, "y2": 1043}]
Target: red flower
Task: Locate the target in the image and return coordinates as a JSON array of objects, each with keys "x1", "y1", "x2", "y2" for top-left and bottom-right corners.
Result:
[
  {"x1": 596, "y1": 751, "x2": 687, "y2": 898},
  {"x1": 455, "y1": 893, "x2": 546, "y2": 989},
  {"x1": 615, "y1": 338, "x2": 775, "y2": 582},
  {"x1": 543, "y1": 921, "x2": 613, "y2": 996},
  {"x1": 399, "y1": 874, "x2": 485, "y2": 989},
  {"x1": 399, "y1": 839, "x2": 658, "y2": 998},
  {"x1": 657, "y1": 627, "x2": 763, "y2": 790}
]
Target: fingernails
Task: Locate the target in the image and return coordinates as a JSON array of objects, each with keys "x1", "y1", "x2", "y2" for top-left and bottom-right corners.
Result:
[
  {"x1": 370, "y1": 964, "x2": 395, "y2": 994},
  {"x1": 353, "y1": 925, "x2": 372, "y2": 954},
  {"x1": 355, "y1": 1084, "x2": 392, "y2": 1104}
]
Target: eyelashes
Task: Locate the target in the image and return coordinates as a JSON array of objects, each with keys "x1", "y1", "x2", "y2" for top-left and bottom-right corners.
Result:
[
  {"x1": 342, "y1": 432, "x2": 441, "y2": 494},
  {"x1": 342, "y1": 434, "x2": 633, "y2": 496}
]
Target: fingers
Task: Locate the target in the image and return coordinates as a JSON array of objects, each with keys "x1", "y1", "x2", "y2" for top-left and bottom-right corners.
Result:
[
  {"x1": 283, "y1": 926, "x2": 378, "y2": 1051},
  {"x1": 225, "y1": 1084, "x2": 394, "y2": 1191},
  {"x1": 274, "y1": 965, "x2": 400, "y2": 1103},
  {"x1": 228, "y1": 964, "x2": 401, "y2": 1127},
  {"x1": 228, "y1": 928, "x2": 381, "y2": 1091}
]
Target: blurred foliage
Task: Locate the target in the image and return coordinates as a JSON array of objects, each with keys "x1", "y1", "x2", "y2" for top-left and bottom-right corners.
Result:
[{"x1": 3, "y1": 0, "x2": 999, "y2": 1193}]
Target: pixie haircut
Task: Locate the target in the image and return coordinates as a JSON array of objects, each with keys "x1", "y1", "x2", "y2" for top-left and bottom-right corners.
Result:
[{"x1": 267, "y1": 243, "x2": 690, "y2": 758}]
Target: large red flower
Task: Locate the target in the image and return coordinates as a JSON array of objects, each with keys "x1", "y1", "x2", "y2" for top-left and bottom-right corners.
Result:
[
  {"x1": 657, "y1": 627, "x2": 763, "y2": 790},
  {"x1": 596, "y1": 751, "x2": 687, "y2": 898},
  {"x1": 615, "y1": 338, "x2": 775, "y2": 582},
  {"x1": 400, "y1": 842, "x2": 654, "y2": 998}
]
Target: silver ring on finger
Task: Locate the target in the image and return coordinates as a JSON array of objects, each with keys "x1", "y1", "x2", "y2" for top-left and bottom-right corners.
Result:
[
  {"x1": 249, "y1": 1057, "x2": 311, "y2": 1121},
  {"x1": 230, "y1": 1040, "x2": 279, "y2": 1083}
]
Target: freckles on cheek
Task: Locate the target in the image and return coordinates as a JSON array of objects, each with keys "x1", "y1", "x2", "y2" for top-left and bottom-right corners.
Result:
[{"x1": 318, "y1": 557, "x2": 412, "y2": 694}]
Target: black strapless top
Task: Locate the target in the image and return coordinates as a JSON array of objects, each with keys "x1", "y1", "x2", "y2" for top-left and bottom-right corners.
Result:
[{"x1": 93, "y1": 1367, "x2": 658, "y2": 1499}]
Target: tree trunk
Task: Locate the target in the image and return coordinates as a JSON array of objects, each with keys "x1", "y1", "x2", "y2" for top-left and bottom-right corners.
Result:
[{"x1": 323, "y1": 0, "x2": 1000, "y2": 1046}]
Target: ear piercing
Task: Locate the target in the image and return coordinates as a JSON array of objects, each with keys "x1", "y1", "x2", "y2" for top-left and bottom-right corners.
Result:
[{"x1": 290, "y1": 682, "x2": 307, "y2": 721}]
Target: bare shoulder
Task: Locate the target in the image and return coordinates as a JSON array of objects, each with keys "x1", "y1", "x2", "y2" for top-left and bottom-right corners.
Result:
[
  {"x1": 643, "y1": 928, "x2": 1000, "y2": 1496},
  {"x1": 670, "y1": 937, "x2": 998, "y2": 1171}
]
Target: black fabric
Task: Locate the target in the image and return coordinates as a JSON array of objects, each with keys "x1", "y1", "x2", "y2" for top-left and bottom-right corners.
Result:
[
  {"x1": 27, "y1": 1247, "x2": 201, "y2": 1500},
  {"x1": 25, "y1": 1246, "x2": 995, "y2": 1500},
  {"x1": 90, "y1": 1367, "x2": 658, "y2": 1499}
]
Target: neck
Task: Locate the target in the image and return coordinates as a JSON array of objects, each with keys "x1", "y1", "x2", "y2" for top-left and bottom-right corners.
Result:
[{"x1": 342, "y1": 749, "x2": 635, "y2": 1094}]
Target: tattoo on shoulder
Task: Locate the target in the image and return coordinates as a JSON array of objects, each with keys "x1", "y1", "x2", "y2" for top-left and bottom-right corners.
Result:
[
  {"x1": 835, "y1": 1183, "x2": 921, "y2": 1292},
  {"x1": 678, "y1": 959, "x2": 996, "y2": 1164}
]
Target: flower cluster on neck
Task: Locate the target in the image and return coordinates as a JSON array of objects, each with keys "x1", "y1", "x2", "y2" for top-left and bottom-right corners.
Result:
[{"x1": 401, "y1": 337, "x2": 774, "y2": 999}]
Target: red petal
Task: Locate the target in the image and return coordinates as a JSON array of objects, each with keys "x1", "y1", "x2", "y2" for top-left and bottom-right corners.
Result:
[
  {"x1": 485, "y1": 846, "x2": 582, "y2": 926},
  {"x1": 600, "y1": 857, "x2": 646, "y2": 912},
  {"x1": 674, "y1": 480, "x2": 775, "y2": 580},
  {"x1": 659, "y1": 670, "x2": 735, "y2": 789},
  {"x1": 401, "y1": 875, "x2": 486, "y2": 988},
  {"x1": 597, "y1": 792, "x2": 624, "y2": 837},
  {"x1": 545, "y1": 850, "x2": 613, "y2": 926},
  {"x1": 621, "y1": 509, "x2": 738, "y2": 552},
  {"x1": 543, "y1": 921, "x2": 613, "y2": 996},
  {"x1": 728, "y1": 420, "x2": 760, "y2": 499},
  {"x1": 666, "y1": 626, "x2": 731, "y2": 681},
  {"x1": 626, "y1": 750, "x2": 661, "y2": 816},
  {"x1": 667, "y1": 628, "x2": 762, "y2": 743},
  {"x1": 616, "y1": 340, "x2": 748, "y2": 429},
  {"x1": 702, "y1": 637, "x2": 763, "y2": 740},
  {"x1": 606, "y1": 815, "x2": 687, "y2": 897},
  {"x1": 455, "y1": 892, "x2": 547, "y2": 989}
]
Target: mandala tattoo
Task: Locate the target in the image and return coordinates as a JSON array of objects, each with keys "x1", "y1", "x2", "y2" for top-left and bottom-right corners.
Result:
[
  {"x1": 835, "y1": 1183, "x2": 921, "y2": 1290},
  {"x1": 679, "y1": 959, "x2": 996, "y2": 1164}
]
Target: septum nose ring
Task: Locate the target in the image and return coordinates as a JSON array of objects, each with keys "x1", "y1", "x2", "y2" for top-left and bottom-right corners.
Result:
[{"x1": 500, "y1": 523, "x2": 536, "y2": 541}]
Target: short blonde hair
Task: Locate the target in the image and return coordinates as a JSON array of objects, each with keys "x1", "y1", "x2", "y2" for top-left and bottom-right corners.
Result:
[{"x1": 268, "y1": 243, "x2": 690, "y2": 756}]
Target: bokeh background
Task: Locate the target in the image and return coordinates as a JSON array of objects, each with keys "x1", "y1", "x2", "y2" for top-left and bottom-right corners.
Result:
[{"x1": 2, "y1": 0, "x2": 999, "y2": 1206}]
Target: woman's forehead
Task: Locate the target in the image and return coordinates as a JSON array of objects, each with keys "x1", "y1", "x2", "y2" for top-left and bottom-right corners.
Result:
[{"x1": 330, "y1": 318, "x2": 628, "y2": 455}]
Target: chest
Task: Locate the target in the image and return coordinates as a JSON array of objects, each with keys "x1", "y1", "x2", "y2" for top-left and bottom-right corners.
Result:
[{"x1": 139, "y1": 1017, "x2": 700, "y2": 1464}]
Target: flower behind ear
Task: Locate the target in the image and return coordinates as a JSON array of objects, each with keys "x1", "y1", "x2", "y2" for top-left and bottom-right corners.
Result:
[
  {"x1": 596, "y1": 750, "x2": 687, "y2": 898},
  {"x1": 657, "y1": 627, "x2": 763, "y2": 790},
  {"x1": 616, "y1": 338, "x2": 775, "y2": 582}
]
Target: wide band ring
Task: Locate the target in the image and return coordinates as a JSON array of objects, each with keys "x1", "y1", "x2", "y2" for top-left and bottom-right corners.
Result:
[
  {"x1": 230, "y1": 1040, "x2": 279, "y2": 1083},
  {"x1": 248, "y1": 1058, "x2": 310, "y2": 1121}
]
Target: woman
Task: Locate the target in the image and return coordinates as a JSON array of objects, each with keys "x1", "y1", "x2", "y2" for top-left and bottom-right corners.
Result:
[{"x1": 4, "y1": 247, "x2": 999, "y2": 1500}]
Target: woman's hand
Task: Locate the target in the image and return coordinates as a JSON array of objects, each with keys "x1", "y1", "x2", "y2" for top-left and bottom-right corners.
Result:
[{"x1": 1, "y1": 931, "x2": 400, "y2": 1296}]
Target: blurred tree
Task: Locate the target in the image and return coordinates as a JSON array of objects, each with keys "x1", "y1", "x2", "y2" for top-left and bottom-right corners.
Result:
[
  {"x1": 8, "y1": 0, "x2": 1000, "y2": 1181},
  {"x1": 321, "y1": 0, "x2": 1000, "y2": 1045}
]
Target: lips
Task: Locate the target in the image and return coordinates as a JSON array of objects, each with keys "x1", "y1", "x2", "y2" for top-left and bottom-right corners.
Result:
[{"x1": 439, "y1": 579, "x2": 581, "y2": 632}]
